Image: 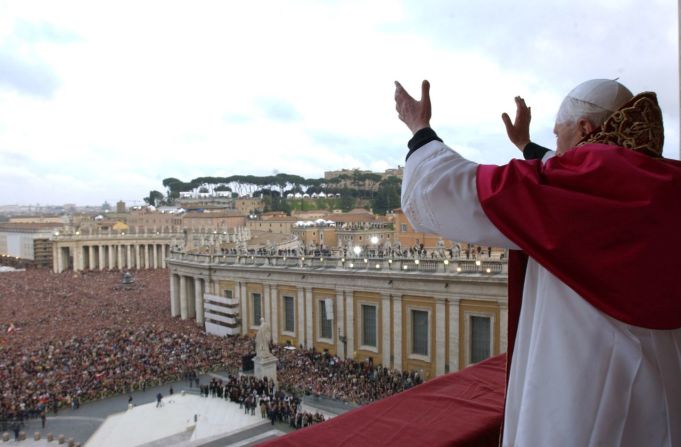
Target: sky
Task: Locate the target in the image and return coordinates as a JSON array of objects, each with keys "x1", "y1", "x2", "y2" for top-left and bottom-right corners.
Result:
[{"x1": 0, "y1": 0, "x2": 678, "y2": 207}]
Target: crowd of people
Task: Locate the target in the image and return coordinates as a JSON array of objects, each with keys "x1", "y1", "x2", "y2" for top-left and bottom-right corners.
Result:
[
  {"x1": 273, "y1": 345, "x2": 422, "y2": 404},
  {"x1": 0, "y1": 268, "x2": 424, "y2": 426},
  {"x1": 200, "y1": 375, "x2": 325, "y2": 430}
]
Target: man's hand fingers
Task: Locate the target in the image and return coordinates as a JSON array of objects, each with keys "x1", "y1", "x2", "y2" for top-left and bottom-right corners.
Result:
[
  {"x1": 501, "y1": 113, "x2": 513, "y2": 134},
  {"x1": 421, "y1": 80, "x2": 430, "y2": 101}
]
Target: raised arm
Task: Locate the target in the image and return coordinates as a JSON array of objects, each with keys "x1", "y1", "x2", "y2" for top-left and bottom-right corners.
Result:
[
  {"x1": 502, "y1": 96, "x2": 553, "y2": 161},
  {"x1": 395, "y1": 80, "x2": 519, "y2": 249}
]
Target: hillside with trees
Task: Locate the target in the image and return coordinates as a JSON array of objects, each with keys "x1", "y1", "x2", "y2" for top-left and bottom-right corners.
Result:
[{"x1": 144, "y1": 170, "x2": 401, "y2": 215}]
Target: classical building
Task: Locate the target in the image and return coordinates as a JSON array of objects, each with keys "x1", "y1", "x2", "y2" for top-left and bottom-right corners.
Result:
[
  {"x1": 126, "y1": 210, "x2": 182, "y2": 232},
  {"x1": 0, "y1": 222, "x2": 62, "y2": 261},
  {"x1": 246, "y1": 214, "x2": 298, "y2": 234},
  {"x1": 235, "y1": 198, "x2": 264, "y2": 215},
  {"x1": 181, "y1": 211, "x2": 246, "y2": 232},
  {"x1": 51, "y1": 231, "x2": 179, "y2": 273},
  {"x1": 167, "y1": 252, "x2": 508, "y2": 379}
]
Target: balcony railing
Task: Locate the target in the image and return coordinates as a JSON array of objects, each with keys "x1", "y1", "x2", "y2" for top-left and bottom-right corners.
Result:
[{"x1": 167, "y1": 251, "x2": 507, "y2": 276}]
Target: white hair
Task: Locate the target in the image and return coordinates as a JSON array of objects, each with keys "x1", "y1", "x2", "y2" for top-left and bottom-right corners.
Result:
[{"x1": 555, "y1": 79, "x2": 633, "y2": 126}]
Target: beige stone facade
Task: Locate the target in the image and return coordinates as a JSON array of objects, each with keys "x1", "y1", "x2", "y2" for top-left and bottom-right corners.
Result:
[
  {"x1": 181, "y1": 212, "x2": 246, "y2": 232},
  {"x1": 235, "y1": 198, "x2": 264, "y2": 215},
  {"x1": 168, "y1": 252, "x2": 508, "y2": 379},
  {"x1": 51, "y1": 232, "x2": 178, "y2": 272},
  {"x1": 247, "y1": 215, "x2": 297, "y2": 234},
  {"x1": 127, "y1": 211, "x2": 182, "y2": 232}
]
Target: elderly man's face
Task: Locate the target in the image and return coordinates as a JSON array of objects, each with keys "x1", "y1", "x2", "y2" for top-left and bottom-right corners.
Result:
[{"x1": 553, "y1": 121, "x2": 582, "y2": 155}]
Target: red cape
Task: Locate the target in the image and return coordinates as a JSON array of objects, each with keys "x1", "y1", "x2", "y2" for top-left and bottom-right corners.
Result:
[{"x1": 477, "y1": 144, "x2": 681, "y2": 330}]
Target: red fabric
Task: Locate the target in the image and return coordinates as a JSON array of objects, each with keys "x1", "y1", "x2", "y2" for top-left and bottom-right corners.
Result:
[
  {"x1": 259, "y1": 354, "x2": 506, "y2": 447},
  {"x1": 477, "y1": 144, "x2": 681, "y2": 329}
]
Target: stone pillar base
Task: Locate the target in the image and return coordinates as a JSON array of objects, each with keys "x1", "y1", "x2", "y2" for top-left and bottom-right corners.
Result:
[{"x1": 254, "y1": 354, "x2": 278, "y2": 385}]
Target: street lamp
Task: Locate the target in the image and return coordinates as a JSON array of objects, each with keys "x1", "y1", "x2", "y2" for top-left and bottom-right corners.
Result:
[
  {"x1": 353, "y1": 245, "x2": 362, "y2": 257},
  {"x1": 338, "y1": 328, "x2": 348, "y2": 357}
]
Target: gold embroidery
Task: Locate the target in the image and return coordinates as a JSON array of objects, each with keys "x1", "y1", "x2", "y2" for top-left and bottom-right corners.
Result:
[{"x1": 577, "y1": 92, "x2": 664, "y2": 157}]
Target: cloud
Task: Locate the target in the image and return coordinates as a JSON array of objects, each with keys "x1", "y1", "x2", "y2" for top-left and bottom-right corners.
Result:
[
  {"x1": 13, "y1": 19, "x2": 81, "y2": 44},
  {"x1": 0, "y1": 47, "x2": 61, "y2": 97},
  {"x1": 256, "y1": 97, "x2": 301, "y2": 122}
]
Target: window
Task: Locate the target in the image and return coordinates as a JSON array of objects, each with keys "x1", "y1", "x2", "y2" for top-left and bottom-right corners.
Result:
[
  {"x1": 401, "y1": 223, "x2": 407, "y2": 232},
  {"x1": 223, "y1": 289, "x2": 233, "y2": 299},
  {"x1": 252, "y1": 293, "x2": 262, "y2": 326},
  {"x1": 470, "y1": 316, "x2": 491, "y2": 363},
  {"x1": 361, "y1": 304, "x2": 377, "y2": 347},
  {"x1": 411, "y1": 309, "x2": 429, "y2": 356},
  {"x1": 319, "y1": 299, "x2": 333, "y2": 339},
  {"x1": 283, "y1": 296, "x2": 295, "y2": 333}
]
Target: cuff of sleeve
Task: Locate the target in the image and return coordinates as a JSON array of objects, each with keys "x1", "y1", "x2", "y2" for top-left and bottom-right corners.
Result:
[
  {"x1": 522, "y1": 141, "x2": 550, "y2": 160},
  {"x1": 406, "y1": 128, "x2": 442, "y2": 161}
]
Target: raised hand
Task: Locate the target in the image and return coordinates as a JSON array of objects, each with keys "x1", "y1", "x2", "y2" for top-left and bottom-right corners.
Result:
[
  {"x1": 395, "y1": 80, "x2": 431, "y2": 135},
  {"x1": 501, "y1": 96, "x2": 531, "y2": 151}
]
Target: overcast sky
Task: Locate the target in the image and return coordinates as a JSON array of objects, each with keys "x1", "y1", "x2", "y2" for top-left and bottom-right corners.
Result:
[{"x1": 0, "y1": 0, "x2": 678, "y2": 206}]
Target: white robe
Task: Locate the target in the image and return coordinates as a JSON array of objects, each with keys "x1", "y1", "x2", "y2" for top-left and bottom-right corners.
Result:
[{"x1": 401, "y1": 140, "x2": 681, "y2": 446}]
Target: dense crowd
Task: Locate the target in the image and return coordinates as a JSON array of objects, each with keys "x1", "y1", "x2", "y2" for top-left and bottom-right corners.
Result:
[
  {"x1": 0, "y1": 269, "x2": 249, "y2": 422},
  {"x1": 201, "y1": 375, "x2": 325, "y2": 429},
  {"x1": 0, "y1": 268, "x2": 423, "y2": 425},
  {"x1": 274, "y1": 345, "x2": 422, "y2": 404}
]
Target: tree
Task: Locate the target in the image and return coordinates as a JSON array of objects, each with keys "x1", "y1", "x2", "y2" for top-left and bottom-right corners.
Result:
[
  {"x1": 371, "y1": 177, "x2": 401, "y2": 215},
  {"x1": 144, "y1": 190, "x2": 165, "y2": 207},
  {"x1": 339, "y1": 189, "x2": 355, "y2": 212}
]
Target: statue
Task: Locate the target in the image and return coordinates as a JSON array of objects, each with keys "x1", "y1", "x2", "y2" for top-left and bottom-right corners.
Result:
[
  {"x1": 255, "y1": 318, "x2": 272, "y2": 358},
  {"x1": 434, "y1": 238, "x2": 446, "y2": 259},
  {"x1": 294, "y1": 240, "x2": 304, "y2": 257},
  {"x1": 451, "y1": 242, "x2": 461, "y2": 259}
]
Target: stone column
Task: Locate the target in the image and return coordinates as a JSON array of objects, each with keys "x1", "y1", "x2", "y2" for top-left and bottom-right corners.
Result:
[
  {"x1": 234, "y1": 280, "x2": 243, "y2": 334},
  {"x1": 88, "y1": 245, "x2": 95, "y2": 270},
  {"x1": 75, "y1": 245, "x2": 84, "y2": 271},
  {"x1": 126, "y1": 245, "x2": 132, "y2": 269},
  {"x1": 108, "y1": 245, "x2": 115, "y2": 270},
  {"x1": 345, "y1": 291, "x2": 354, "y2": 359},
  {"x1": 297, "y1": 288, "x2": 305, "y2": 345},
  {"x1": 117, "y1": 244, "x2": 124, "y2": 270},
  {"x1": 305, "y1": 287, "x2": 313, "y2": 349},
  {"x1": 240, "y1": 282, "x2": 249, "y2": 334},
  {"x1": 194, "y1": 277, "x2": 205, "y2": 324},
  {"x1": 52, "y1": 243, "x2": 59, "y2": 273},
  {"x1": 500, "y1": 302, "x2": 508, "y2": 354},
  {"x1": 263, "y1": 284, "x2": 271, "y2": 324},
  {"x1": 99, "y1": 245, "x2": 105, "y2": 270},
  {"x1": 336, "y1": 290, "x2": 345, "y2": 358},
  {"x1": 270, "y1": 285, "x2": 278, "y2": 343},
  {"x1": 382, "y1": 293, "x2": 391, "y2": 367},
  {"x1": 448, "y1": 299, "x2": 460, "y2": 372},
  {"x1": 186, "y1": 278, "x2": 196, "y2": 319},
  {"x1": 153, "y1": 244, "x2": 159, "y2": 269},
  {"x1": 170, "y1": 274, "x2": 180, "y2": 317},
  {"x1": 180, "y1": 275, "x2": 188, "y2": 319},
  {"x1": 135, "y1": 244, "x2": 141, "y2": 270},
  {"x1": 436, "y1": 298, "x2": 446, "y2": 375},
  {"x1": 393, "y1": 295, "x2": 402, "y2": 370},
  {"x1": 73, "y1": 243, "x2": 85, "y2": 271},
  {"x1": 161, "y1": 244, "x2": 167, "y2": 268}
]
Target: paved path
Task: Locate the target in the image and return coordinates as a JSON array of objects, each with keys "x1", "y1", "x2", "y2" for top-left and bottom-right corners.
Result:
[
  {"x1": 13, "y1": 376, "x2": 209, "y2": 445},
  {"x1": 8, "y1": 373, "x2": 297, "y2": 446}
]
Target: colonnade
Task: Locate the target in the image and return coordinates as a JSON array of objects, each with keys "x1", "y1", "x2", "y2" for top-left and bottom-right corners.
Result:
[{"x1": 53, "y1": 240, "x2": 171, "y2": 273}]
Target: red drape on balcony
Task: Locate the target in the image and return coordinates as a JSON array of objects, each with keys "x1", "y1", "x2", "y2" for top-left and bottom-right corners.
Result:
[{"x1": 259, "y1": 354, "x2": 506, "y2": 447}]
